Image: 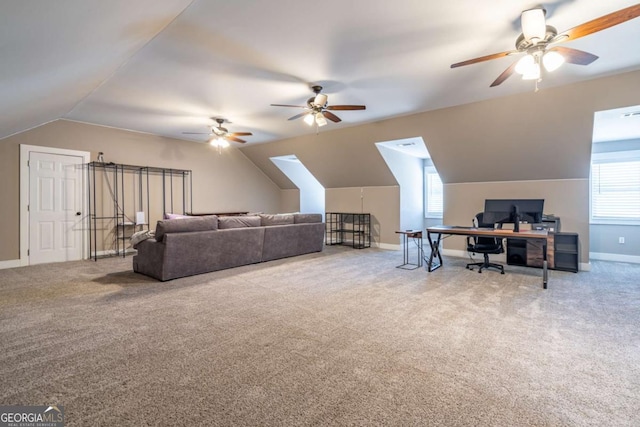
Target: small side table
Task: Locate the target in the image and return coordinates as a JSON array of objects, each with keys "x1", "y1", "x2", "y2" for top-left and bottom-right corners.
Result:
[{"x1": 395, "y1": 230, "x2": 423, "y2": 270}]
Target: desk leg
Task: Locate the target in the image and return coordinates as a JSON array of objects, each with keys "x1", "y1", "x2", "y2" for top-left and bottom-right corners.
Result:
[
  {"x1": 426, "y1": 232, "x2": 443, "y2": 272},
  {"x1": 403, "y1": 234, "x2": 409, "y2": 265},
  {"x1": 543, "y1": 239, "x2": 548, "y2": 289}
]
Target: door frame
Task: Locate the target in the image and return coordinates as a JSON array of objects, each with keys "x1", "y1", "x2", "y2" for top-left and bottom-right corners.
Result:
[{"x1": 20, "y1": 144, "x2": 91, "y2": 266}]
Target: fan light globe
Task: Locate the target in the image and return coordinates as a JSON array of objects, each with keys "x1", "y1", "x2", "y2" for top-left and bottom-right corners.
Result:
[
  {"x1": 543, "y1": 51, "x2": 565, "y2": 72},
  {"x1": 313, "y1": 93, "x2": 328, "y2": 108},
  {"x1": 315, "y1": 112, "x2": 327, "y2": 127},
  {"x1": 515, "y1": 54, "x2": 536, "y2": 75},
  {"x1": 521, "y1": 8, "x2": 546, "y2": 44},
  {"x1": 522, "y1": 63, "x2": 541, "y2": 80},
  {"x1": 209, "y1": 137, "x2": 229, "y2": 148},
  {"x1": 303, "y1": 114, "x2": 315, "y2": 126}
]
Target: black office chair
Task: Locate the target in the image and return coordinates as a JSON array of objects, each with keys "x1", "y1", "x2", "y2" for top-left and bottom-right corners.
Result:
[{"x1": 466, "y1": 212, "x2": 505, "y2": 274}]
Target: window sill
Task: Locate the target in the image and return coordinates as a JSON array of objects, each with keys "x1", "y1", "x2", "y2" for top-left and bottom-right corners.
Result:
[{"x1": 590, "y1": 220, "x2": 640, "y2": 226}]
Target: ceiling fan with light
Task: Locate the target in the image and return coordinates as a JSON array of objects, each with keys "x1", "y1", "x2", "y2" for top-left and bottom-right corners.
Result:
[
  {"x1": 182, "y1": 118, "x2": 252, "y2": 148},
  {"x1": 451, "y1": 4, "x2": 640, "y2": 88},
  {"x1": 271, "y1": 85, "x2": 366, "y2": 127}
]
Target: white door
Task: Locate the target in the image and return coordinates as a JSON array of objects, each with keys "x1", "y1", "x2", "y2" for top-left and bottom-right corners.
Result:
[{"x1": 29, "y1": 152, "x2": 84, "y2": 264}]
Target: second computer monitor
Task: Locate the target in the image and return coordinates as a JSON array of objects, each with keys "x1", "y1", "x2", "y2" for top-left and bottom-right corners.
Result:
[{"x1": 483, "y1": 199, "x2": 544, "y2": 230}]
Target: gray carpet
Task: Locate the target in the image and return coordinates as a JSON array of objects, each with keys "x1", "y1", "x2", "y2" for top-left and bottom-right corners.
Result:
[{"x1": 1, "y1": 246, "x2": 639, "y2": 426}]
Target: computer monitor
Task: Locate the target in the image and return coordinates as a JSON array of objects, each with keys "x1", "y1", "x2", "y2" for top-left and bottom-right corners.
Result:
[{"x1": 483, "y1": 199, "x2": 544, "y2": 232}]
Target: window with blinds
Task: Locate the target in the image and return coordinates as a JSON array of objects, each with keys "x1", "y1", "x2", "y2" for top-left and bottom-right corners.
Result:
[
  {"x1": 424, "y1": 167, "x2": 443, "y2": 218},
  {"x1": 591, "y1": 151, "x2": 640, "y2": 224}
]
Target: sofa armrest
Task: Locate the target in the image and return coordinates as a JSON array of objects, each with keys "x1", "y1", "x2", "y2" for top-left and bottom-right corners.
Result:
[{"x1": 133, "y1": 238, "x2": 166, "y2": 280}]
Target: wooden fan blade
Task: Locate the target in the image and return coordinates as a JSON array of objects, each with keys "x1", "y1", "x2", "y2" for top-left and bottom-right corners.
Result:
[
  {"x1": 322, "y1": 111, "x2": 342, "y2": 123},
  {"x1": 490, "y1": 60, "x2": 519, "y2": 87},
  {"x1": 451, "y1": 50, "x2": 518, "y2": 68},
  {"x1": 226, "y1": 136, "x2": 246, "y2": 143},
  {"x1": 288, "y1": 112, "x2": 309, "y2": 121},
  {"x1": 326, "y1": 105, "x2": 366, "y2": 111},
  {"x1": 560, "y1": 4, "x2": 640, "y2": 42},
  {"x1": 550, "y1": 46, "x2": 598, "y2": 65},
  {"x1": 271, "y1": 104, "x2": 307, "y2": 108},
  {"x1": 229, "y1": 132, "x2": 252, "y2": 136},
  {"x1": 182, "y1": 132, "x2": 212, "y2": 135}
]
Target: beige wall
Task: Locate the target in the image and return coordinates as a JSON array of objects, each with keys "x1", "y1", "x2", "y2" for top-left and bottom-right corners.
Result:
[
  {"x1": 444, "y1": 179, "x2": 589, "y2": 263},
  {"x1": 239, "y1": 126, "x2": 398, "y2": 190},
  {"x1": 280, "y1": 189, "x2": 300, "y2": 213},
  {"x1": 0, "y1": 120, "x2": 281, "y2": 261},
  {"x1": 242, "y1": 70, "x2": 640, "y2": 187},
  {"x1": 241, "y1": 70, "x2": 640, "y2": 260},
  {"x1": 326, "y1": 186, "x2": 400, "y2": 247}
]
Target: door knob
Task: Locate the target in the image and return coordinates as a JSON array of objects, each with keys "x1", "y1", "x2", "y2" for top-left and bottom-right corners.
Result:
[{"x1": 76, "y1": 212, "x2": 81, "y2": 216}]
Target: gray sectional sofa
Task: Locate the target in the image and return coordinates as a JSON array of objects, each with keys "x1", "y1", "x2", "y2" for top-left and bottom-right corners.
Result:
[{"x1": 133, "y1": 213, "x2": 324, "y2": 281}]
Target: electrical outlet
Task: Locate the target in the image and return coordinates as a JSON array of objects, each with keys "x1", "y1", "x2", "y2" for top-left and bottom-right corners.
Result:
[{"x1": 619, "y1": 237, "x2": 625, "y2": 244}]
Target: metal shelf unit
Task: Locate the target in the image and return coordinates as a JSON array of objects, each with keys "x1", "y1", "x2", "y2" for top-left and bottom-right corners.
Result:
[
  {"x1": 325, "y1": 212, "x2": 371, "y2": 249},
  {"x1": 87, "y1": 162, "x2": 192, "y2": 261},
  {"x1": 552, "y1": 232, "x2": 579, "y2": 273}
]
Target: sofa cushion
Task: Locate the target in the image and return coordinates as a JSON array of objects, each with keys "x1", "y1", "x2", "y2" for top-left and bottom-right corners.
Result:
[
  {"x1": 259, "y1": 213, "x2": 295, "y2": 226},
  {"x1": 293, "y1": 213, "x2": 323, "y2": 224},
  {"x1": 262, "y1": 222, "x2": 325, "y2": 262},
  {"x1": 155, "y1": 215, "x2": 218, "y2": 241},
  {"x1": 218, "y1": 215, "x2": 261, "y2": 229}
]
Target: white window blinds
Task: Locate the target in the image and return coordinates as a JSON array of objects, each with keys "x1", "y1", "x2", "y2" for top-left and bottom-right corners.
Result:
[
  {"x1": 425, "y1": 168, "x2": 443, "y2": 218},
  {"x1": 591, "y1": 153, "x2": 640, "y2": 223}
]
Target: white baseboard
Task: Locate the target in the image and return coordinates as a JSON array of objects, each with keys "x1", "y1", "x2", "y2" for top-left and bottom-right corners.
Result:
[
  {"x1": 579, "y1": 262, "x2": 591, "y2": 272},
  {"x1": 0, "y1": 251, "x2": 137, "y2": 269},
  {"x1": 590, "y1": 252, "x2": 640, "y2": 265},
  {"x1": 0, "y1": 259, "x2": 22, "y2": 270},
  {"x1": 95, "y1": 249, "x2": 137, "y2": 257},
  {"x1": 377, "y1": 242, "x2": 401, "y2": 250}
]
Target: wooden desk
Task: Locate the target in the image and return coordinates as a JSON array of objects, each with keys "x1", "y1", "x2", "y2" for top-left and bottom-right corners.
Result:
[{"x1": 426, "y1": 226, "x2": 550, "y2": 289}]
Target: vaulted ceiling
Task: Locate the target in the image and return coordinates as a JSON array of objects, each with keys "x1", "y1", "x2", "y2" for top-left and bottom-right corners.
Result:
[{"x1": 2, "y1": 1, "x2": 640, "y2": 145}]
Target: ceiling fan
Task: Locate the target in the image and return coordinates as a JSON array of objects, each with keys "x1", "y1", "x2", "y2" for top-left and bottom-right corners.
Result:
[
  {"x1": 451, "y1": 4, "x2": 640, "y2": 88},
  {"x1": 271, "y1": 85, "x2": 366, "y2": 127},
  {"x1": 182, "y1": 118, "x2": 252, "y2": 147}
]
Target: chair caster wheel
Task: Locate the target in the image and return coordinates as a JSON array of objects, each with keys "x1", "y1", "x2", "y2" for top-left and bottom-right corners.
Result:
[
  {"x1": 501, "y1": 271, "x2": 505, "y2": 275},
  {"x1": 478, "y1": 270, "x2": 482, "y2": 273}
]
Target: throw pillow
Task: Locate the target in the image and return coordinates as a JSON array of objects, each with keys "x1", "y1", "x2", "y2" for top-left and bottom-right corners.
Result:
[
  {"x1": 155, "y1": 215, "x2": 218, "y2": 241},
  {"x1": 130, "y1": 230, "x2": 155, "y2": 248},
  {"x1": 164, "y1": 213, "x2": 190, "y2": 220},
  {"x1": 218, "y1": 215, "x2": 261, "y2": 229},
  {"x1": 259, "y1": 213, "x2": 295, "y2": 226},
  {"x1": 293, "y1": 213, "x2": 322, "y2": 224}
]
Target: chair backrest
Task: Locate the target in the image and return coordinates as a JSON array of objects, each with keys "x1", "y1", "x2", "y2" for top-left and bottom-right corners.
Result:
[
  {"x1": 473, "y1": 213, "x2": 502, "y2": 247},
  {"x1": 475, "y1": 212, "x2": 493, "y2": 228}
]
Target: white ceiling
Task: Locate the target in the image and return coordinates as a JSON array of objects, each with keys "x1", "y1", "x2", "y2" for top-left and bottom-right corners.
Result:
[
  {"x1": 2, "y1": 0, "x2": 640, "y2": 145},
  {"x1": 377, "y1": 137, "x2": 431, "y2": 159},
  {"x1": 593, "y1": 104, "x2": 640, "y2": 142}
]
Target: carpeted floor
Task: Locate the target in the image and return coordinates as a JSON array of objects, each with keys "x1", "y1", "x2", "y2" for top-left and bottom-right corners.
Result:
[{"x1": 0, "y1": 246, "x2": 639, "y2": 426}]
